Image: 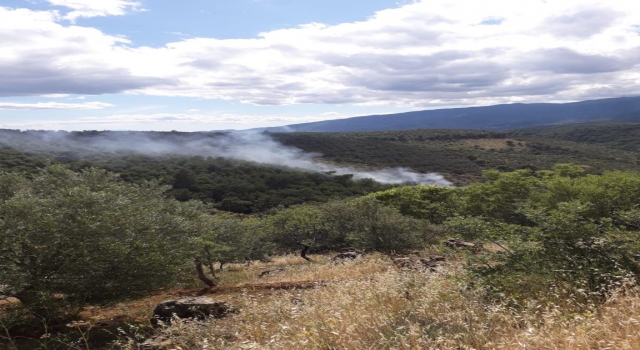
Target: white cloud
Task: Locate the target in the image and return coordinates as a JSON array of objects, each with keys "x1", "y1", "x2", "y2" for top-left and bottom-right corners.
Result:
[
  {"x1": 41, "y1": 94, "x2": 71, "y2": 98},
  {"x1": 0, "y1": 112, "x2": 352, "y2": 130},
  {"x1": 2, "y1": 0, "x2": 640, "y2": 108},
  {"x1": 46, "y1": 0, "x2": 142, "y2": 20},
  {"x1": 0, "y1": 7, "x2": 172, "y2": 97},
  {"x1": 0, "y1": 101, "x2": 114, "y2": 110}
]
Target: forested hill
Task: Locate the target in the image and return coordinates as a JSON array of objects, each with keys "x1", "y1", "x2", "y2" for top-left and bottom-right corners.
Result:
[
  {"x1": 262, "y1": 96, "x2": 640, "y2": 132},
  {"x1": 0, "y1": 127, "x2": 639, "y2": 214},
  {"x1": 515, "y1": 123, "x2": 640, "y2": 152},
  {"x1": 271, "y1": 128, "x2": 640, "y2": 183}
]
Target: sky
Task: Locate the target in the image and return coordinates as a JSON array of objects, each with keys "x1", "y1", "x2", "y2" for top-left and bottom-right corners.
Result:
[{"x1": 1, "y1": 0, "x2": 640, "y2": 131}]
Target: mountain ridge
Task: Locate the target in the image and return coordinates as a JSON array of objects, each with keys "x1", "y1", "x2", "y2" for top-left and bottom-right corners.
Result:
[{"x1": 259, "y1": 96, "x2": 640, "y2": 132}]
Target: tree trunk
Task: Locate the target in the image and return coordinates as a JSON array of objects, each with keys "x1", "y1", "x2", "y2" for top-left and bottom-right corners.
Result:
[
  {"x1": 299, "y1": 244, "x2": 311, "y2": 261},
  {"x1": 203, "y1": 246, "x2": 216, "y2": 278},
  {"x1": 194, "y1": 258, "x2": 216, "y2": 288}
]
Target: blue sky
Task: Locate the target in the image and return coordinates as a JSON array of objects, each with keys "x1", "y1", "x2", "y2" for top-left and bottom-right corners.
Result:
[{"x1": 1, "y1": 0, "x2": 640, "y2": 131}]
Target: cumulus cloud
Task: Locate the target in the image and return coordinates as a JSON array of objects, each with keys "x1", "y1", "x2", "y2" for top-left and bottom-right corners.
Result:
[
  {"x1": 0, "y1": 7, "x2": 173, "y2": 97},
  {"x1": 2, "y1": 0, "x2": 640, "y2": 107},
  {"x1": 540, "y1": 7, "x2": 620, "y2": 38},
  {"x1": 522, "y1": 48, "x2": 634, "y2": 74},
  {"x1": 46, "y1": 0, "x2": 142, "y2": 21},
  {"x1": 0, "y1": 101, "x2": 114, "y2": 110}
]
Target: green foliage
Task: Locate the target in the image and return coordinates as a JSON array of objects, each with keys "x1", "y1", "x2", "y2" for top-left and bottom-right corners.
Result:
[
  {"x1": 364, "y1": 185, "x2": 456, "y2": 224},
  {"x1": 265, "y1": 198, "x2": 434, "y2": 255},
  {"x1": 266, "y1": 204, "x2": 341, "y2": 255},
  {"x1": 340, "y1": 198, "x2": 433, "y2": 253},
  {"x1": 202, "y1": 215, "x2": 272, "y2": 267},
  {"x1": 446, "y1": 166, "x2": 640, "y2": 305},
  {"x1": 516, "y1": 123, "x2": 640, "y2": 152},
  {"x1": 0, "y1": 166, "x2": 211, "y2": 311},
  {"x1": 274, "y1": 129, "x2": 640, "y2": 184},
  {"x1": 458, "y1": 169, "x2": 540, "y2": 223}
]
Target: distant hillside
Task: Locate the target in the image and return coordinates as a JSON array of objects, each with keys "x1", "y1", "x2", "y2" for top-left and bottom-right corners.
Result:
[
  {"x1": 264, "y1": 96, "x2": 640, "y2": 132},
  {"x1": 0, "y1": 128, "x2": 638, "y2": 210},
  {"x1": 515, "y1": 123, "x2": 640, "y2": 152},
  {"x1": 272, "y1": 128, "x2": 640, "y2": 184}
]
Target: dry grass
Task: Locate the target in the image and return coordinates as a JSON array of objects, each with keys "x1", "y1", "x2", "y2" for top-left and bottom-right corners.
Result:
[
  {"x1": 458, "y1": 138, "x2": 528, "y2": 151},
  {"x1": 112, "y1": 254, "x2": 640, "y2": 350},
  {"x1": 5, "y1": 253, "x2": 640, "y2": 349}
]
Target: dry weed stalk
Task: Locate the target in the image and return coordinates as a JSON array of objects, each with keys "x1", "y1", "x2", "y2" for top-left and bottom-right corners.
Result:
[{"x1": 113, "y1": 254, "x2": 640, "y2": 350}]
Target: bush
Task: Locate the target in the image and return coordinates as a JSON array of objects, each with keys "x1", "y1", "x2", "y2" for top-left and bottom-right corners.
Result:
[
  {"x1": 265, "y1": 198, "x2": 434, "y2": 258},
  {"x1": 202, "y1": 214, "x2": 272, "y2": 268},
  {"x1": 338, "y1": 198, "x2": 434, "y2": 253},
  {"x1": 448, "y1": 166, "x2": 640, "y2": 305},
  {"x1": 364, "y1": 185, "x2": 456, "y2": 224},
  {"x1": 0, "y1": 166, "x2": 212, "y2": 314}
]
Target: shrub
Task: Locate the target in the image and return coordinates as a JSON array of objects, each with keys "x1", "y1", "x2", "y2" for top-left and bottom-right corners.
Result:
[
  {"x1": 0, "y1": 166, "x2": 212, "y2": 314},
  {"x1": 448, "y1": 166, "x2": 640, "y2": 305}
]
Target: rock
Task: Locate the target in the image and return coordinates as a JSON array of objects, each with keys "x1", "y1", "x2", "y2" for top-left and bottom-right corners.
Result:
[
  {"x1": 139, "y1": 335, "x2": 173, "y2": 350},
  {"x1": 392, "y1": 256, "x2": 445, "y2": 271},
  {"x1": 444, "y1": 239, "x2": 483, "y2": 253},
  {"x1": 0, "y1": 296, "x2": 20, "y2": 308},
  {"x1": 331, "y1": 251, "x2": 359, "y2": 262},
  {"x1": 151, "y1": 297, "x2": 236, "y2": 327},
  {"x1": 331, "y1": 248, "x2": 363, "y2": 263},
  {"x1": 258, "y1": 267, "x2": 285, "y2": 278}
]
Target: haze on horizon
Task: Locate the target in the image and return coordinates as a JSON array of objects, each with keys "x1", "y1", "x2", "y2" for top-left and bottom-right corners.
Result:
[{"x1": 1, "y1": 0, "x2": 640, "y2": 131}]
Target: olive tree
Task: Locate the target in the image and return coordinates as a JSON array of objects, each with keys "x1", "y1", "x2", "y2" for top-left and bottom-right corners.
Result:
[
  {"x1": 201, "y1": 214, "x2": 272, "y2": 270},
  {"x1": 340, "y1": 198, "x2": 432, "y2": 253},
  {"x1": 266, "y1": 199, "x2": 433, "y2": 258},
  {"x1": 266, "y1": 204, "x2": 342, "y2": 260},
  {"x1": 0, "y1": 166, "x2": 212, "y2": 313}
]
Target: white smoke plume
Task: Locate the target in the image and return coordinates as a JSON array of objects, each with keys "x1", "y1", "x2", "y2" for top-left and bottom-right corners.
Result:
[
  {"x1": 197, "y1": 132, "x2": 452, "y2": 186},
  {"x1": 0, "y1": 129, "x2": 452, "y2": 186}
]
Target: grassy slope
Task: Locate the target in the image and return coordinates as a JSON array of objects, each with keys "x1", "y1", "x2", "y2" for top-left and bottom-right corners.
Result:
[
  {"x1": 6, "y1": 252, "x2": 636, "y2": 349},
  {"x1": 152, "y1": 255, "x2": 640, "y2": 349}
]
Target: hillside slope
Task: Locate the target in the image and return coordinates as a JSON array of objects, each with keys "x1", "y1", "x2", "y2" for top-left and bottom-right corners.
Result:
[
  {"x1": 515, "y1": 123, "x2": 640, "y2": 152},
  {"x1": 272, "y1": 128, "x2": 640, "y2": 184},
  {"x1": 263, "y1": 96, "x2": 640, "y2": 132}
]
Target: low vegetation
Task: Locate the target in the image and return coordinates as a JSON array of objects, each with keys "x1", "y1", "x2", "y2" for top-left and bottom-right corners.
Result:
[
  {"x1": 1, "y1": 162, "x2": 639, "y2": 349},
  {"x1": 112, "y1": 256, "x2": 640, "y2": 350},
  {"x1": 0, "y1": 166, "x2": 212, "y2": 318}
]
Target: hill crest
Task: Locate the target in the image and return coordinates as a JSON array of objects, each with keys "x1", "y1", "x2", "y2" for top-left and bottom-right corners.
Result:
[{"x1": 260, "y1": 96, "x2": 640, "y2": 132}]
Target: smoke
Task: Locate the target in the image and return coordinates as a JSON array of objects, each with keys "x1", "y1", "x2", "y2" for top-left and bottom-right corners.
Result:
[
  {"x1": 193, "y1": 132, "x2": 451, "y2": 186},
  {"x1": 0, "y1": 129, "x2": 452, "y2": 186}
]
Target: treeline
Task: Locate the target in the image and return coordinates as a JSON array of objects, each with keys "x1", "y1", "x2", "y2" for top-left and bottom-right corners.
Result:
[{"x1": 1, "y1": 127, "x2": 640, "y2": 214}]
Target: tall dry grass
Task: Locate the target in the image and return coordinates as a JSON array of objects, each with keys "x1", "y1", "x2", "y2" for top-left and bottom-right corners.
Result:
[{"x1": 113, "y1": 253, "x2": 640, "y2": 349}]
